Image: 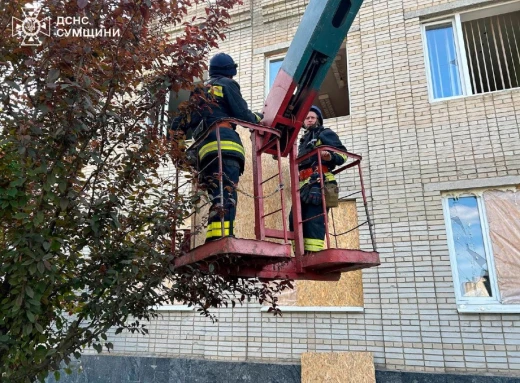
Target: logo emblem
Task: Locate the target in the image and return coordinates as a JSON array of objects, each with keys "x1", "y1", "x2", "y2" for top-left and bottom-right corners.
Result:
[{"x1": 12, "y1": 4, "x2": 51, "y2": 46}]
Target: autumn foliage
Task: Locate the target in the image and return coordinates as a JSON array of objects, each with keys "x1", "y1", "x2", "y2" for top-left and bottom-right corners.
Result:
[{"x1": 0, "y1": 1, "x2": 289, "y2": 381}]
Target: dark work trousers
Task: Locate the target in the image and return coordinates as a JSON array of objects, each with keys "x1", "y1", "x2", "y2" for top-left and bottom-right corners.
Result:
[
  {"x1": 200, "y1": 158, "x2": 241, "y2": 242},
  {"x1": 289, "y1": 181, "x2": 338, "y2": 252}
]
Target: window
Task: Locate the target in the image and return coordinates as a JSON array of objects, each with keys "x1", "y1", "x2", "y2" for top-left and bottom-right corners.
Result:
[
  {"x1": 147, "y1": 72, "x2": 208, "y2": 138},
  {"x1": 443, "y1": 188, "x2": 520, "y2": 312},
  {"x1": 424, "y1": 23, "x2": 464, "y2": 99},
  {"x1": 265, "y1": 41, "x2": 350, "y2": 118},
  {"x1": 145, "y1": 87, "x2": 175, "y2": 137},
  {"x1": 261, "y1": 200, "x2": 364, "y2": 312},
  {"x1": 266, "y1": 56, "x2": 283, "y2": 94},
  {"x1": 423, "y1": 2, "x2": 520, "y2": 100}
]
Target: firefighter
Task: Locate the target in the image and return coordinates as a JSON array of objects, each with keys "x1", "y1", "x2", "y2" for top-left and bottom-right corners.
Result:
[
  {"x1": 289, "y1": 105, "x2": 348, "y2": 252},
  {"x1": 171, "y1": 53, "x2": 263, "y2": 242}
]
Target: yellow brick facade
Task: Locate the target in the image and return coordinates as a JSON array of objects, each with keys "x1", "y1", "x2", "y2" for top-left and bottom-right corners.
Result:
[{"x1": 104, "y1": 0, "x2": 520, "y2": 376}]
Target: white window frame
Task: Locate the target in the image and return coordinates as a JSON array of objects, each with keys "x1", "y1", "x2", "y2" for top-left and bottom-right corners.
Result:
[
  {"x1": 421, "y1": 18, "x2": 471, "y2": 102},
  {"x1": 442, "y1": 192, "x2": 520, "y2": 313},
  {"x1": 421, "y1": 1, "x2": 520, "y2": 102},
  {"x1": 265, "y1": 54, "x2": 285, "y2": 98},
  {"x1": 144, "y1": 89, "x2": 171, "y2": 137}
]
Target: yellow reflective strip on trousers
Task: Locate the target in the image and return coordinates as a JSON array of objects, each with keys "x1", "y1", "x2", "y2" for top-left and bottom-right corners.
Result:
[
  {"x1": 207, "y1": 221, "x2": 230, "y2": 230},
  {"x1": 199, "y1": 141, "x2": 245, "y2": 160},
  {"x1": 206, "y1": 221, "x2": 233, "y2": 238},
  {"x1": 207, "y1": 228, "x2": 230, "y2": 238},
  {"x1": 304, "y1": 238, "x2": 324, "y2": 252}
]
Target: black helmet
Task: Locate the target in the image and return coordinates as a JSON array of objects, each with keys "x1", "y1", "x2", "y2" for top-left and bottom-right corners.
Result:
[
  {"x1": 309, "y1": 105, "x2": 323, "y2": 126},
  {"x1": 209, "y1": 53, "x2": 238, "y2": 77}
]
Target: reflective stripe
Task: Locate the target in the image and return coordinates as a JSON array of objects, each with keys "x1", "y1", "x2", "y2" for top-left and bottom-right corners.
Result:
[
  {"x1": 198, "y1": 141, "x2": 245, "y2": 160},
  {"x1": 210, "y1": 85, "x2": 223, "y2": 97},
  {"x1": 336, "y1": 153, "x2": 347, "y2": 163},
  {"x1": 316, "y1": 138, "x2": 348, "y2": 164},
  {"x1": 323, "y1": 172, "x2": 335, "y2": 182},
  {"x1": 299, "y1": 172, "x2": 335, "y2": 187},
  {"x1": 207, "y1": 221, "x2": 230, "y2": 230},
  {"x1": 206, "y1": 221, "x2": 234, "y2": 239},
  {"x1": 304, "y1": 238, "x2": 324, "y2": 252},
  {"x1": 206, "y1": 228, "x2": 230, "y2": 238}
]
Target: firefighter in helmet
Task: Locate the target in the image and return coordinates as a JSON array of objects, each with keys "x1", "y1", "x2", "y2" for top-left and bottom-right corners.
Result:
[
  {"x1": 289, "y1": 105, "x2": 348, "y2": 252},
  {"x1": 171, "y1": 53, "x2": 263, "y2": 242}
]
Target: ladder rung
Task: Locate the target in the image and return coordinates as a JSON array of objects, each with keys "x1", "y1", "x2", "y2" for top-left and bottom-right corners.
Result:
[{"x1": 265, "y1": 228, "x2": 294, "y2": 240}]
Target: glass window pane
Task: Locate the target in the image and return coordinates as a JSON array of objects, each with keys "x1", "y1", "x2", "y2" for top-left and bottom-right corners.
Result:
[
  {"x1": 448, "y1": 196, "x2": 492, "y2": 298},
  {"x1": 268, "y1": 58, "x2": 283, "y2": 92},
  {"x1": 425, "y1": 23, "x2": 463, "y2": 99}
]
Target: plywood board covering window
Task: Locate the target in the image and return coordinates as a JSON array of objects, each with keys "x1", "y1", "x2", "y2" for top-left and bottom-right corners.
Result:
[
  {"x1": 277, "y1": 201, "x2": 363, "y2": 307},
  {"x1": 484, "y1": 189, "x2": 520, "y2": 304}
]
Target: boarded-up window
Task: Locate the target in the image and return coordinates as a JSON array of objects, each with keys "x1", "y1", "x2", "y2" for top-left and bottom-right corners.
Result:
[
  {"x1": 190, "y1": 129, "x2": 364, "y2": 308},
  {"x1": 277, "y1": 200, "x2": 363, "y2": 307},
  {"x1": 484, "y1": 190, "x2": 520, "y2": 304}
]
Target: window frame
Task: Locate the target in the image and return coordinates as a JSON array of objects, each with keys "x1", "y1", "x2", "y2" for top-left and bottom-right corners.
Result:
[
  {"x1": 264, "y1": 42, "x2": 352, "y2": 117},
  {"x1": 265, "y1": 54, "x2": 285, "y2": 98},
  {"x1": 144, "y1": 89, "x2": 173, "y2": 137},
  {"x1": 421, "y1": 1, "x2": 520, "y2": 102},
  {"x1": 442, "y1": 191, "x2": 520, "y2": 313},
  {"x1": 421, "y1": 17, "x2": 471, "y2": 102}
]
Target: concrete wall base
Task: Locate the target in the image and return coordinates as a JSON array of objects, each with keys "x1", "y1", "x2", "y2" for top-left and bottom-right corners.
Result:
[{"x1": 45, "y1": 355, "x2": 520, "y2": 383}]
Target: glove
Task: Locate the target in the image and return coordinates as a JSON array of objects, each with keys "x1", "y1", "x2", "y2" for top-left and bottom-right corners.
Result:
[
  {"x1": 299, "y1": 183, "x2": 310, "y2": 203},
  {"x1": 300, "y1": 172, "x2": 322, "y2": 205},
  {"x1": 304, "y1": 184, "x2": 322, "y2": 205}
]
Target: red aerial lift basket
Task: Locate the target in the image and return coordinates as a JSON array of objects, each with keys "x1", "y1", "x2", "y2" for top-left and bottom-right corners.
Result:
[{"x1": 171, "y1": 119, "x2": 379, "y2": 281}]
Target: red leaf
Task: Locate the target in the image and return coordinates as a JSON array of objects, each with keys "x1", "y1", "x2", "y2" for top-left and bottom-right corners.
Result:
[{"x1": 140, "y1": 6, "x2": 150, "y2": 22}]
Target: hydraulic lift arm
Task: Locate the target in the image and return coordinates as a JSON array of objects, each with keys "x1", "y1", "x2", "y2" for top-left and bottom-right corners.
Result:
[{"x1": 261, "y1": 0, "x2": 364, "y2": 157}]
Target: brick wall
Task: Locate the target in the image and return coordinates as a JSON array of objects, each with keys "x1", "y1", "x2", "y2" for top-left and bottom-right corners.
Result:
[{"x1": 102, "y1": 0, "x2": 520, "y2": 376}]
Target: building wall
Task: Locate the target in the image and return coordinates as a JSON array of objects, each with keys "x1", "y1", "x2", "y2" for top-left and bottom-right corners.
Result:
[{"x1": 99, "y1": 0, "x2": 520, "y2": 377}]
